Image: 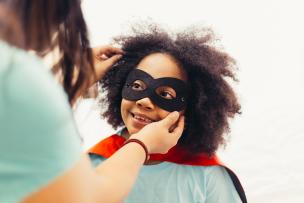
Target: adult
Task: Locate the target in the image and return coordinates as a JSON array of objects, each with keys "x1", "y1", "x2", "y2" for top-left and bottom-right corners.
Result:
[{"x1": 0, "y1": 1, "x2": 184, "y2": 202}]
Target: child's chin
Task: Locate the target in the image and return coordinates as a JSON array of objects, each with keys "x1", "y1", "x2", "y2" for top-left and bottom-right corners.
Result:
[{"x1": 127, "y1": 127, "x2": 143, "y2": 135}]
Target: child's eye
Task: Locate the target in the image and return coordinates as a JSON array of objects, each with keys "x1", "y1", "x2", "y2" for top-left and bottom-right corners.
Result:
[
  {"x1": 131, "y1": 80, "x2": 146, "y2": 91},
  {"x1": 156, "y1": 86, "x2": 176, "y2": 100},
  {"x1": 159, "y1": 91, "x2": 174, "y2": 99}
]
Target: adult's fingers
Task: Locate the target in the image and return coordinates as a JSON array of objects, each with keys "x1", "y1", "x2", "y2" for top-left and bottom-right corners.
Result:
[
  {"x1": 101, "y1": 54, "x2": 123, "y2": 68},
  {"x1": 170, "y1": 115, "x2": 184, "y2": 139},
  {"x1": 94, "y1": 45, "x2": 124, "y2": 58},
  {"x1": 95, "y1": 54, "x2": 122, "y2": 78},
  {"x1": 159, "y1": 111, "x2": 180, "y2": 128}
]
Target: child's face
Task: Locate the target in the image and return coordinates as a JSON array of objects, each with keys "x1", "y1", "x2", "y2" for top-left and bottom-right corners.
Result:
[{"x1": 121, "y1": 53, "x2": 187, "y2": 135}]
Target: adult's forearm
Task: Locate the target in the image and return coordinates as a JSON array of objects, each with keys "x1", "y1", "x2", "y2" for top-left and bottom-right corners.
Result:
[{"x1": 94, "y1": 142, "x2": 146, "y2": 203}]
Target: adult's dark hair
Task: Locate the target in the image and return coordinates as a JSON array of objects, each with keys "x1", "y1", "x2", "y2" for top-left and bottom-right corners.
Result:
[
  {"x1": 100, "y1": 24, "x2": 241, "y2": 154},
  {"x1": 0, "y1": 0, "x2": 94, "y2": 103}
]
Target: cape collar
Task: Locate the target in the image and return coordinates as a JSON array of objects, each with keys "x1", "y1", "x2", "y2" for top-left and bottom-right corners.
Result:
[{"x1": 88, "y1": 134, "x2": 222, "y2": 166}]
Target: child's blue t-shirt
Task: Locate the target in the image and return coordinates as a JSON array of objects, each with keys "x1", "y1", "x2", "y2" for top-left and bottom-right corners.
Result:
[
  {"x1": 90, "y1": 134, "x2": 242, "y2": 203},
  {"x1": 0, "y1": 41, "x2": 82, "y2": 203}
]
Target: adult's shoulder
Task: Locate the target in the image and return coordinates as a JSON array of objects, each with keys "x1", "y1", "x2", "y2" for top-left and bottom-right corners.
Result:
[
  {"x1": 0, "y1": 40, "x2": 72, "y2": 123},
  {"x1": 0, "y1": 40, "x2": 82, "y2": 202}
]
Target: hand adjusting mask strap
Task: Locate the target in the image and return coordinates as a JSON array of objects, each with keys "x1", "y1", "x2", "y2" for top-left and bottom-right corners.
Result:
[{"x1": 122, "y1": 68, "x2": 188, "y2": 112}]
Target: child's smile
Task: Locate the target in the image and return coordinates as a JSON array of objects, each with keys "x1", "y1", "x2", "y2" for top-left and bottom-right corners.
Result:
[
  {"x1": 120, "y1": 53, "x2": 187, "y2": 138},
  {"x1": 131, "y1": 112, "x2": 155, "y2": 125}
]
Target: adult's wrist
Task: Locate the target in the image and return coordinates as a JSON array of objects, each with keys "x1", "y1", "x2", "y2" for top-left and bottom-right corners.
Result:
[{"x1": 123, "y1": 138, "x2": 150, "y2": 164}]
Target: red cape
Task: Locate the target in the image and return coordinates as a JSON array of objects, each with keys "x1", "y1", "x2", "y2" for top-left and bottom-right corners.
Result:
[
  {"x1": 88, "y1": 134, "x2": 223, "y2": 166},
  {"x1": 88, "y1": 134, "x2": 247, "y2": 203}
]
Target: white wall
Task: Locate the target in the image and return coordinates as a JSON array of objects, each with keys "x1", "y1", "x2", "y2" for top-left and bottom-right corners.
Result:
[{"x1": 76, "y1": 1, "x2": 304, "y2": 202}]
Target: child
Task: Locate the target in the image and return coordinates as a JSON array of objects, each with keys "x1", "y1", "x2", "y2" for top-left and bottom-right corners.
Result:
[{"x1": 88, "y1": 24, "x2": 247, "y2": 203}]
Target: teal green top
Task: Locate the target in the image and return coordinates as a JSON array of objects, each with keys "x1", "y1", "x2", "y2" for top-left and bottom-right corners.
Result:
[
  {"x1": 90, "y1": 154, "x2": 242, "y2": 203},
  {"x1": 0, "y1": 41, "x2": 82, "y2": 203}
]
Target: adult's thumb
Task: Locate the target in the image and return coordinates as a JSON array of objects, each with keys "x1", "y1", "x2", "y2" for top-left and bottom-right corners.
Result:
[
  {"x1": 95, "y1": 54, "x2": 122, "y2": 79},
  {"x1": 160, "y1": 111, "x2": 180, "y2": 127},
  {"x1": 104, "y1": 54, "x2": 123, "y2": 67}
]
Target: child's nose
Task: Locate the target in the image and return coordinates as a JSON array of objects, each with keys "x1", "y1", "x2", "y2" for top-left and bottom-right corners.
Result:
[{"x1": 135, "y1": 97, "x2": 155, "y2": 110}]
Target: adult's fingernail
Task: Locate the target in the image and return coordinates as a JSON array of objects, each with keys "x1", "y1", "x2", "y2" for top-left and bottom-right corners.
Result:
[{"x1": 171, "y1": 111, "x2": 179, "y2": 117}]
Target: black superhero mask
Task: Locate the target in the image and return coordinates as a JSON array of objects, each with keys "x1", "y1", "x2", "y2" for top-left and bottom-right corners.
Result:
[{"x1": 122, "y1": 68, "x2": 188, "y2": 112}]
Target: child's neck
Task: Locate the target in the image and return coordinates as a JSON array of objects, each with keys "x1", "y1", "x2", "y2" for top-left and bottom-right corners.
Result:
[
  {"x1": 121, "y1": 128, "x2": 131, "y2": 140},
  {"x1": 121, "y1": 128, "x2": 162, "y2": 165}
]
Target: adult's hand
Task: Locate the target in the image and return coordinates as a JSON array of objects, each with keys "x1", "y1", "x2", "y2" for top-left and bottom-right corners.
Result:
[
  {"x1": 92, "y1": 45, "x2": 124, "y2": 83},
  {"x1": 76, "y1": 45, "x2": 123, "y2": 101},
  {"x1": 130, "y1": 111, "x2": 185, "y2": 154}
]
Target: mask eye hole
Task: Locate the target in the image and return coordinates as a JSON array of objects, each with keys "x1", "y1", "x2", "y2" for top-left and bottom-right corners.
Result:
[
  {"x1": 155, "y1": 86, "x2": 176, "y2": 100},
  {"x1": 131, "y1": 80, "x2": 147, "y2": 91}
]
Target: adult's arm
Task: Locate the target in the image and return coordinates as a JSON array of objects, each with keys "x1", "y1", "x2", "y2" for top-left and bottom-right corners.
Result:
[
  {"x1": 0, "y1": 41, "x2": 183, "y2": 203},
  {"x1": 24, "y1": 113, "x2": 184, "y2": 203}
]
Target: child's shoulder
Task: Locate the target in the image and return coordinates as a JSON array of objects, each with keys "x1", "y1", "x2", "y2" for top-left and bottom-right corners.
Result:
[
  {"x1": 166, "y1": 163, "x2": 233, "y2": 185},
  {"x1": 144, "y1": 161, "x2": 225, "y2": 177},
  {"x1": 177, "y1": 163, "x2": 225, "y2": 175}
]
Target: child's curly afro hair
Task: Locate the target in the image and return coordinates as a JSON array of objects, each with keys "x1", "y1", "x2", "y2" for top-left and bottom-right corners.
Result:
[{"x1": 99, "y1": 23, "x2": 241, "y2": 154}]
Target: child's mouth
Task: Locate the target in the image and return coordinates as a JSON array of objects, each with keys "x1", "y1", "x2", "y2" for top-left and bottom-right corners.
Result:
[{"x1": 131, "y1": 112, "x2": 155, "y2": 125}]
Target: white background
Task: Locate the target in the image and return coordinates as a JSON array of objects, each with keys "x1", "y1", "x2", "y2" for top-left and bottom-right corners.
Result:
[{"x1": 75, "y1": 0, "x2": 304, "y2": 202}]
